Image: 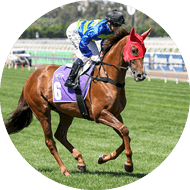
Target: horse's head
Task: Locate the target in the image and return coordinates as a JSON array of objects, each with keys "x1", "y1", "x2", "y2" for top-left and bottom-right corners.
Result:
[{"x1": 123, "y1": 27, "x2": 152, "y2": 82}]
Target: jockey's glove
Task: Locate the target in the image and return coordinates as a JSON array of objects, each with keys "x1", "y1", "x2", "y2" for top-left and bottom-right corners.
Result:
[{"x1": 91, "y1": 55, "x2": 101, "y2": 63}]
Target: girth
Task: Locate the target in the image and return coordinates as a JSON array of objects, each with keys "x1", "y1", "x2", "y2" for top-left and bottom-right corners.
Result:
[{"x1": 75, "y1": 85, "x2": 91, "y2": 120}]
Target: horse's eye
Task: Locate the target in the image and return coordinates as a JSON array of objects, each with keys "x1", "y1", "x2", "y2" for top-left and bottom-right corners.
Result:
[{"x1": 131, "y1": 46, "x2": 139, "y2": 56}]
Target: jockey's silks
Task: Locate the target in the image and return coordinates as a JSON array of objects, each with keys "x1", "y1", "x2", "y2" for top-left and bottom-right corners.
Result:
[{"x1": 77, "y1": 19, "x2": 114, "y2": 58}]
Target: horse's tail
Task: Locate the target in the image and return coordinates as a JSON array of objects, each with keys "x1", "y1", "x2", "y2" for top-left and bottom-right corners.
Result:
[{"x1": 4, "y1": 89, "x2": 33, "y2": 135}]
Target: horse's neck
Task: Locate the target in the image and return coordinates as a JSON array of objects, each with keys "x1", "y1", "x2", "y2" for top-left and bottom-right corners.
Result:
[{"x1": 100, "y1": 37, "x2": 127, "y2": 84}]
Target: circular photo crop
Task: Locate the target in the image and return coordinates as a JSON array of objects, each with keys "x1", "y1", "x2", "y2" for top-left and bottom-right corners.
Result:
[{"x1": 0, "y1": 1, "x2": 189, "y2": 190}]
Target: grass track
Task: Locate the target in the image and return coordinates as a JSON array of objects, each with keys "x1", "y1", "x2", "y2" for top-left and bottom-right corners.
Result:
[{"x1": 0, "y1": 67, "x2": 189, "y2": 189}]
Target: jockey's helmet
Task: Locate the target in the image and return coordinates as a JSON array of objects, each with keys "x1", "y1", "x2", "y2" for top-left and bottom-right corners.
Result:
[{"x1": 106, "y1": 9, "x2": 125, "y2": 27}]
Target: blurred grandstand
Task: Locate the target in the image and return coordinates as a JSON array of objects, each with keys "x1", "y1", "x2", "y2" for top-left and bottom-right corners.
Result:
[{"x1": 10, "y1": 37, "x2": 188, "y2": 83}]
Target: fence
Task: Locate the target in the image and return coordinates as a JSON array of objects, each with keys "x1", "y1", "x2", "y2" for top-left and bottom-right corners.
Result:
[
  {"x1": 14, "y1": 39, "x2": 75, "y2": 51},
  {"x1": 28, "y1": 50, "x2": 75, "y2": 66},
  {"x1": 144, "y1": 53, "x2": 185, "y2": 71},
  {"x1": 10, "y1": 38, "x2": 188, "y2": 83}
]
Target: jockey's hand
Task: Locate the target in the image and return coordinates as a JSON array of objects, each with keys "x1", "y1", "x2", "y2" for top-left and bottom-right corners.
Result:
[{"x1": 91, "y1": 55, "x2": 101, "y2": 63}]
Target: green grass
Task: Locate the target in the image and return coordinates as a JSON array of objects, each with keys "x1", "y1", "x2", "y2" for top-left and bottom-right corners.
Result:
[{"x1": 0, "y1": 67, "x2": 190, "y2": 189}]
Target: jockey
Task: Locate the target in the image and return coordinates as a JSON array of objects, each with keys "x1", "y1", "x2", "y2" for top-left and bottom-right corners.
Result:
[{"x1": 64, "y1": 9, "x2": 125, "y2": 88}]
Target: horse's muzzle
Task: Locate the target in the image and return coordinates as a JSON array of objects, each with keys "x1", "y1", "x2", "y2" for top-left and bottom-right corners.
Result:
[{"x1": 133, "y1": 71, "x2": 146, "y2": 82}]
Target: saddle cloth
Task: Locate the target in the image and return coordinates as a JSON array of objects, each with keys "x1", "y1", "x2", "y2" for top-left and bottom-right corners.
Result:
[{"x1": 52, "y1": 65, "x2": 93, "y2": 102}]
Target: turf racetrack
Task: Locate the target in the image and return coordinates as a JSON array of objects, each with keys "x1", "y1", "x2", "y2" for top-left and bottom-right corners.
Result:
[{"x1": 0, "y1": 67, "x2": 189, "y2": 189}]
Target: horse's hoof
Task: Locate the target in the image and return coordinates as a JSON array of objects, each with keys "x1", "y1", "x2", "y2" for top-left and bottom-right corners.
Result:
[
  {"x1": 124, "y1": 163, "x2": 133, "y2": 173},
  {"x1": 64, "y1": 172, "x2": 71, "y2": 176},
  {"x1": 61, "y1": 168, "x2": 70, "y2": 176},
  {"x1": 77, "y1": 165, "x2": 86, "y2": 173},
  {"x1": 98, "y1": 154, "x2": 107, "y2": 164}
]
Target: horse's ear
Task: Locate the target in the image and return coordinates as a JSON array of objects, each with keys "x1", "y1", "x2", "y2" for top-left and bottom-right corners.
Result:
[
  {"x1": 141, "y1": 28, "x2": 152, "y2": 40},
  {"x1": 129, "y1": 27, "x2": 136, "y2": 41}
]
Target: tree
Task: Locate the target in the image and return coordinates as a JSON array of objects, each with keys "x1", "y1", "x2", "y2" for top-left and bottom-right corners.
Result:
[
  {"x1": 57, "y1": 2, "x2": 81, "y2": 25},
  {"x1": 22, "y1": 1, "x2": 169, "y2": 38},
  {"x1": 83, "y1": 2, "x2": 98, "y2": 19},
  {"x1": 40, "y1": 26, "x2": 48, "y2": 38}
]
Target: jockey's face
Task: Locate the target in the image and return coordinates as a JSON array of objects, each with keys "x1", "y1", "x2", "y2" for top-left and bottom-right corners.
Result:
[
  {"x1": 108, "y1": 22, "x2": 121, "y2": 32},
  {"x1": 111, "y1": 25, "x2": 120, "y2": 32}
]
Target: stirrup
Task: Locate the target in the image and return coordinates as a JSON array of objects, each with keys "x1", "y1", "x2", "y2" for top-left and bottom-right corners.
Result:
[
  {"x1": 64, "y1": 79, "x2": 75, "y2": 88},
  {"x1": 64, "y1": 79, "x2": 79, "y2": 89}
]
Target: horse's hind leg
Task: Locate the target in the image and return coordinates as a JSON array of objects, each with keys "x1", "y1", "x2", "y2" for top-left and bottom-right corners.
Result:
[
  {"x1": 27, "y1": 99, "x2": 70, "y2": 176},
  {"x1": 35, "y1": 111, "x2": 70, "y2": 176},
  {"x1": 54, "y1": 113, "x2": 86, "y2": 173}
]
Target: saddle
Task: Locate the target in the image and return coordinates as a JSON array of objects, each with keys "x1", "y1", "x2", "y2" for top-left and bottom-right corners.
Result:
[{"x1": 52, "y1": 60, "x2": 94, "y2": 120}]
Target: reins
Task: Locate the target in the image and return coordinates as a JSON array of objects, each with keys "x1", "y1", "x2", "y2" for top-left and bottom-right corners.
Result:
[
  {"x1": 98, "y1": 60, "x2": 129, "y2": 70},
  {"x1": 90, "y1": 60, "x2": 130, "y2": 88}
]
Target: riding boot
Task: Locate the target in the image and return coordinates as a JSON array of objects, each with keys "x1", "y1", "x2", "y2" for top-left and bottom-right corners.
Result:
[{"x1": 64, "y1": 58, "x2": 84, "y2": 88}]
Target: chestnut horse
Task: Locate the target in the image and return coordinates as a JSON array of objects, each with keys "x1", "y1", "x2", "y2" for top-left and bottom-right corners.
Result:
[{"x1": 5, "y1": 27, "x2": 151, "y2": 176}]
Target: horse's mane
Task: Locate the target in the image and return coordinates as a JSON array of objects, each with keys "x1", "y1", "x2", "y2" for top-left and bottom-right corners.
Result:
[{"x1": 102, "y1": 27, "x2": 130, "y2": 59}]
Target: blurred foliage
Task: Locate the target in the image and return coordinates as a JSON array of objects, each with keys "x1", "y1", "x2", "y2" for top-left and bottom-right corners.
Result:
[{"x1": 19, "y1": 1, "x2": 168, "y2": 39}]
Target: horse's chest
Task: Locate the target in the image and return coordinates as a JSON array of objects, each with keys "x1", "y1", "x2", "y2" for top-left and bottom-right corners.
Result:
[{"x1": 108, "y1": 95, "x2": 126, "y2": 114}]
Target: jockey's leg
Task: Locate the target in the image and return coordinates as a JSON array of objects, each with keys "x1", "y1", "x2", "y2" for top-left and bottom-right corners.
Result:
[
  {"x1": 64, "y1": 58, "x2": 84, "y2": 88},
  {"x1": 65, "y1": 22, "x2": 87, "y2": 89}
]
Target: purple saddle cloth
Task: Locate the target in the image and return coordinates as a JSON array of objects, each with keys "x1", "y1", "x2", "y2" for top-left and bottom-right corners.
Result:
[{"x1": 52, "y1": 66, "x2": 93, "y2": 102}]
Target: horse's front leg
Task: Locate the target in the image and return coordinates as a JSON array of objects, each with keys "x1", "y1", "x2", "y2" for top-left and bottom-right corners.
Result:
[
  {"x1": 97, "y1": 110, "x2": 133, "y2": 173},
  {"x1": 98, "y1": 114, "x2": 125, "y2": 163},
  {"x1": 98, "y1": 143, "x2": 125, "y2": 164}
]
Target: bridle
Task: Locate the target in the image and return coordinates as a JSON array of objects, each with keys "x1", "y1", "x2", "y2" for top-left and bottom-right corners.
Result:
[
  {"x1": 91, "y1": 59, "x2": 146, "y2": 87},
  {"x1": 91, "y1": 27, "x2": 151, "y2": 86}
]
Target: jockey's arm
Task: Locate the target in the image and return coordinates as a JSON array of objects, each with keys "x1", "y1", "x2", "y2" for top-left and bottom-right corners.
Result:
[
  {"x1": 79, "y1": 27, "x2": 102, "y2": 58},
  {"x1": 79, "y1": 33, "x2": 94, "y2": 58}
]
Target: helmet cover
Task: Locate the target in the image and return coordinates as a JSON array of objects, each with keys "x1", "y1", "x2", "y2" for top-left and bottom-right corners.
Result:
[{"x1": 106, "y1": 9, "x2": 125, "y2": 26}]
